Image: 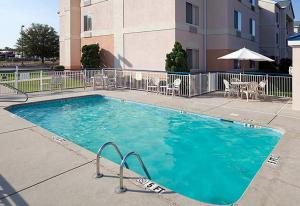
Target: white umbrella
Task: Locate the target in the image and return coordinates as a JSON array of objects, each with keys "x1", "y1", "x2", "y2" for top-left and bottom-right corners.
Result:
[{"x1": 218, "y1": 47, "x2": 274, "y2": 73}]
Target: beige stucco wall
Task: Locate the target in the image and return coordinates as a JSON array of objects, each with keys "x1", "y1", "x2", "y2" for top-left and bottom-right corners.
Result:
[
  {"x1": 259, "y1": 0, "x2": 278, "y2": 58},
  {"x1": 81, "y1": 0, "x2": 113, "y2": 37},
  {"x1": 122, "y1": 0, "x2": 176, "y2": 71},
  {"x1": 60, "y1": 0, "x2": 81, "y2": 70},
  {"x1": 175, "y1": 0, "x2": 205, "y2": 72},
  {"x1": 293, "y1": 47, "x2": 300, "y2": 110},
  {"x1": 124, "y1": 30, "x2": 175, "y2": 71},
  {"x1": 207, "y1": 0, "x2": 259, "y2": 71},
  {"x1": 289, "y1": 43, "x2": 300, "y2": 110},
  {"x1": 259, "y1": 0, "x2": 294, "y2": 61},
  {"x1": 81, "y1": 35, "x2": 114, "y2": 68}
]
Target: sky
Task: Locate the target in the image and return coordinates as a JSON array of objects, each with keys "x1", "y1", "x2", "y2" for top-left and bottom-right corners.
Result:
[{"x1": 0, "y1": 0, "x2": 299, "y2": 48}]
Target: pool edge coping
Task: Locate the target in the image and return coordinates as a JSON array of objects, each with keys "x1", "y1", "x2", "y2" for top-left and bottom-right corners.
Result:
[{"x1": 1, "y1": 91, "x2": 294, "y2": 206}]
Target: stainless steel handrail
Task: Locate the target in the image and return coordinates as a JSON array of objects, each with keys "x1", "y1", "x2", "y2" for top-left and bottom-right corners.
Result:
[
  {"x1": 116, "y1": 151, "x2": 151, "y2": 193},
  {"x1": 96, "y1": 142, "x2": 128, "y2": 178},
  {"x1": 0, "y1": 82, "x2": 28, "y2": 102}
]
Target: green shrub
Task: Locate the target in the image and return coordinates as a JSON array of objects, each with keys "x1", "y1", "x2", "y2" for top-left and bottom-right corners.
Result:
[
  {"x1": 81, "y1": 44, "x2": 101, "y2": 69},
  {"x1": 52, "y1": 65, "x2": 65, "y2": 71},
  {"x1": 165, "y1": 42, "x2": 189, "y2": 73}
]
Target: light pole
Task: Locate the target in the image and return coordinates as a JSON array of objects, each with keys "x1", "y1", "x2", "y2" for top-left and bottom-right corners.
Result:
[{"x1": 21, "y1": 25, "x2": 25, "y2": 66}]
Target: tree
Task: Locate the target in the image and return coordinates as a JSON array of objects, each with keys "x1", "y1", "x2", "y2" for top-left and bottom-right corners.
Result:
[
  {"x1": 165, "y1": 42, "x2": 189, "y2": 73},
  {"x1": 81, "y1": 44, "x2": 101, "y2": 68},
  {"x1": 16, "y1": 24, "x2": 59, "y2": 63}
]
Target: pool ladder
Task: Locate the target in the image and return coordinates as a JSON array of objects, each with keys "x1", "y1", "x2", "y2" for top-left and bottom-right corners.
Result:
[{"x1": 96, "y1": 142, "x2": 151, "y2": 193}]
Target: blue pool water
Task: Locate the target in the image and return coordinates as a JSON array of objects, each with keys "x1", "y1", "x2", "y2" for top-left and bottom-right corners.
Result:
[{"x1": 8, "y1": 95, "x2": 282, "y2": 205}]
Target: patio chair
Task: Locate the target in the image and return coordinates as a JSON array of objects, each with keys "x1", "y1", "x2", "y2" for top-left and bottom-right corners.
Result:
[
  {"x1": 230, "y1": 78, "x2": 241, "y2": 96},
  {"x1": 230, "y1": 78, "x2": 241, "y2": 83},
  {"x1": 103, "y1": 71, "x2": 117, "y2": 89},
  {"x1": 223, "y1": 79, "x2": 235, "y2": 97},
  {"x1": 135, "y1": 72, "x2": 143, "y2": 90},
  {"x1": 166, "y1": 78, "x2": 181, "y2": 96},
  {"x1": 147, "y1": 78, "x2": 160, "y2": 94},
  {"x1": 93, "y1": 74, "x2": 106, "y2": 90},
  {"x1": 258, "y1": 80, "x2": 267, "y2": 98},
  {"x1": 241, "y1": 82, "x2": 259, "y2": 101},
  {"x1": 50, "y1": 75, "x2": 64, "y2": 92}
]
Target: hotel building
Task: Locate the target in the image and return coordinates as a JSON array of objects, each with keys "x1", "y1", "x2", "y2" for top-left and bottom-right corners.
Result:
[{"x1": 59, "y1": 0, "x2": 294, "y2": 71}]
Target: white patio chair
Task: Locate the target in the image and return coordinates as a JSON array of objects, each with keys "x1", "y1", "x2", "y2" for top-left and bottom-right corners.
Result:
[
  {"x1": 50, "y1": 75, "x2": 63, "y2": 92},
  {"x1": 135, "y1": 72, "x2": 143, "y2": 90},
  {"x1": 230, "y1": 78, "x2": 241, "y2": 96},
  {"x1": 166, "y1": 78, "x2": 181, "y2": 96},
  {"x1": 93, "y1": 74, "x2": 106, "y2": 90},
  {"x1": 241, "y1": 82, "x2": 259, "y2": 102},
  {"x1": 258, "y1": 80, "x2": 267, "y2": 98},
  {"x1": 103, "y1": 70, "x2": 117, "y2": 89},
  {"x1": 147, "y1": 78, "x2": 160, "y2": 94},
  {"x1": 223, "y1": 79, "x2": 234, "y2": 97}
]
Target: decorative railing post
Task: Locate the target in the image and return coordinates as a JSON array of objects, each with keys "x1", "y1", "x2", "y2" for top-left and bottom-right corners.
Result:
[
  {"x1": 199, "y1": 73, "x2": 202, "y2": 95},
  {"x1": 208, "y1": 72, "x2": 211, "y2": 92},
  {"x1": 266, "y1": 74, "x2": 269, "y2": 96},
  {"x1": 40, "y1": 70, "x2": 43, "y2": 91},
  {"x1": 188, "y1": 74, "x2": 191, "y2": 97},
  {"x1": 84, "y1": 69, "x2": 87, "y2": 90},
  {"x1": 64, "y1": 71, "x2": 67, "y2": 89},
  {"x1": 14, "y1": 66, "x2": 19, "y2": 92}
]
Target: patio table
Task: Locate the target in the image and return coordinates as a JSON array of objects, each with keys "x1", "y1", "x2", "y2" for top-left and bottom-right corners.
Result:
[{"x1": 230, "y1": 82, "x2": 250, "y2": 98}]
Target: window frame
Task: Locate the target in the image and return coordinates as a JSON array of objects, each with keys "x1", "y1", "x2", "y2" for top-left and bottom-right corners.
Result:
[
  {"x1": 186, "y1": 2, "x2": 199, "y2": 26},
  {"x1": 234, "y1": 10, "x2": 242, "y2": 32},
  {"x1": 83, "y1": 15, "x2": 92, "y2": 32}
]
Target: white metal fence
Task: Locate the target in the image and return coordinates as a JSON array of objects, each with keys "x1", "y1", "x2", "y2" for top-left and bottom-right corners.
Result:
[{"x1": 0, "y1": 69, "x2": 293, "y2": 98}]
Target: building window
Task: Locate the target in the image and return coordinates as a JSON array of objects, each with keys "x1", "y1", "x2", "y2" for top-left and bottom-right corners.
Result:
[
  {"x1": 234, "y1": 10, "x2": 242, "y2": 31},
  {"x1": 276, "y1": 33, "x2": 279, "y2": 44},
  {"x1": 249, "y1": 18, "x2": 255, "y2": 36},
  {"x1": 249, "y1": 0, "x2": 256, "y2": 6},
  {"x1": 233, "y1": 60, "x2": 239, "y2": 70},
  {"x1": 276, "y1": 12, "x2": 279, "y2": 23},
  {"x1": 186, "y1": 49, "x2": 199, "y2": 70},
  {"x1": 186, "y1": 2, "x2": 199, "y2": 25},
  {"x1": 250, "y1": 60, "x2": 255, "y2": 69},
  {"x1": 84, "y1": 15, "x2": 92, "y2": 31}
]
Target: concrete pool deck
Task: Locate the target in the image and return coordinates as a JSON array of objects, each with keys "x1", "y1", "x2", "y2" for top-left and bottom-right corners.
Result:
[{"x1": 0, "y1": 89, "x2": 300, "y2": 206}]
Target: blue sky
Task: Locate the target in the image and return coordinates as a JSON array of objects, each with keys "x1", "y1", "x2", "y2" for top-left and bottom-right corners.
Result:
[{"x1": 0, "y1": 0, "x2": 299, "y2": 48}]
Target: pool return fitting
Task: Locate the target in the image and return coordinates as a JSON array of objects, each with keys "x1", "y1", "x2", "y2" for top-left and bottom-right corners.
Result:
[{"x1": 96, "y1": 142, "x2": 152, "y2": 193}]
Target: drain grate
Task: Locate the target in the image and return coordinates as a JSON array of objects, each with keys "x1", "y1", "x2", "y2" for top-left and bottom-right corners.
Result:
[{"x1": 267, "y1": 155, "x2": 280, "y2": 165}]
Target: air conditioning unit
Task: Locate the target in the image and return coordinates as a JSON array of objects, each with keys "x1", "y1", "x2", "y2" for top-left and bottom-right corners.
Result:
[
  {"x1": 83, "y1": 31, "x2": 92, "y2": 38},
  {"x1": 189, "y1": 26, "x2": 198, "y2": 34},
  {"x1": 83, "y1": 0, "x2": 91, "y2": 6},
  {"x1": 289, "y1": 66, "x2": 293, "y2": 76}
]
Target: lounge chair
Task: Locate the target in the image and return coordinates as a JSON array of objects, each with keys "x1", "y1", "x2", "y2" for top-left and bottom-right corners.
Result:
[{"x1": 166, "y1": 78, "x2": 181, "y2": 96}]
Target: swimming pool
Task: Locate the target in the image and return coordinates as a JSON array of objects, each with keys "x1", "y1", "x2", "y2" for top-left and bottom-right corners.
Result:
[{"x1": 8, "y1": 95, "x2": 282, "y2": 205}]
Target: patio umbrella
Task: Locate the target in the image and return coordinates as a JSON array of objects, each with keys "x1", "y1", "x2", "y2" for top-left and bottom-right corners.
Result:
[{"x1": 218, "y1": 47, "x2": 274, "y2": 73}]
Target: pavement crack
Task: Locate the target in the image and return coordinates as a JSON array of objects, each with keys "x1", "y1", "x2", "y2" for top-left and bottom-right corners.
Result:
[
  {"x1": 0, "y1": 160, "x2": 95, "y2": 200},
  {"x1": 267, "y1": 100, "x2": 291, "y2": 125},
  {"x1": 0, "y1": 126, "x2": 37, "y2": 135}
]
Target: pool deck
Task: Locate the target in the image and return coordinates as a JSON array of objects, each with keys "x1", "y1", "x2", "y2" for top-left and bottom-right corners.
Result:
[{"x1": 1, "y1": 89, "x2": 300, "y2": 206}]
